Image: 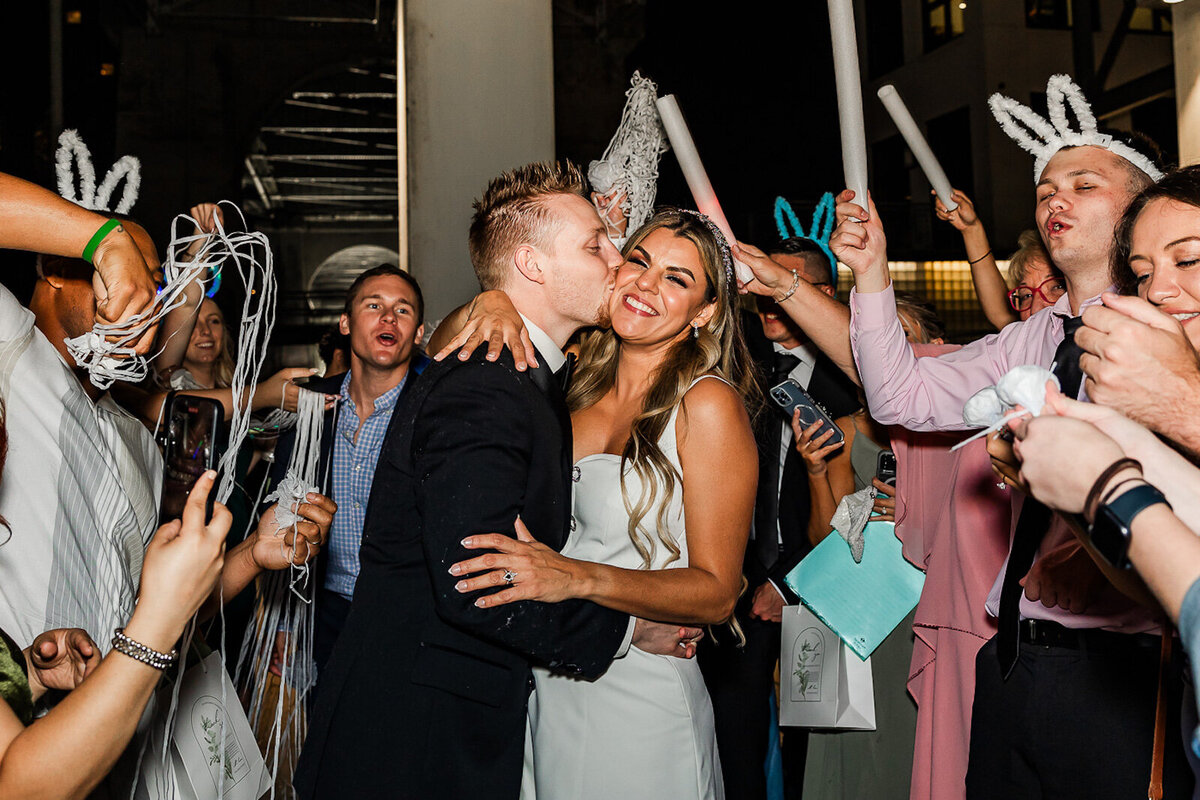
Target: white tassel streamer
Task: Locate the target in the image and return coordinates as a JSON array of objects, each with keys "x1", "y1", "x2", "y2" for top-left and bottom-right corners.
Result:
[{"x1": 588, "y1": 71, "x2": 668, "y2": 240}]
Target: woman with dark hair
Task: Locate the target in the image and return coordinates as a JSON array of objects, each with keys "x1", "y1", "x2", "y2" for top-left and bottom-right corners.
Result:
[
  {"x1": 440, "y1": 208, "x2": 759, "y2": 798},
  {"x1": 1111, "y1": 165, "x2": 1200, "y2": 332}
]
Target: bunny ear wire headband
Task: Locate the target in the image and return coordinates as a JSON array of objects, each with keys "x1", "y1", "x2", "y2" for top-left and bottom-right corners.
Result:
[
  {"x1": 55, "y1": 129, "x2": 142, "y2": 215},
  {"x1": 773, "y1": 192, "x2": 838, "y2": 284},
  {"x1": 988, "y1": 73, "x2": 1163, "y2": 183}
]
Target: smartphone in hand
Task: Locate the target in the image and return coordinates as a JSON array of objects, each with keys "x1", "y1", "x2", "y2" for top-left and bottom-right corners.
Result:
[
  {"x1": 769, "y1": 379, "x2": 845, "y2": 447},
  {"x1": 159, "y1": 394, "x2": 225, "y2": 524}
]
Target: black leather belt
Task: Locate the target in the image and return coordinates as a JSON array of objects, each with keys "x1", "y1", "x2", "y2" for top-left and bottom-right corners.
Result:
[{"x1": 1018, "y1": 618, "x2": 1160, "y2": 652}]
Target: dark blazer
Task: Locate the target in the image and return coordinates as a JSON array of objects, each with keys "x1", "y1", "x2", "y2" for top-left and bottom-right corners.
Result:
[
  {"x1": 741, "y1": 310, "x2": 860, "y2": 602},
  {"x1": 293, "y1": 347, "x2": 630, "y2": 800}
]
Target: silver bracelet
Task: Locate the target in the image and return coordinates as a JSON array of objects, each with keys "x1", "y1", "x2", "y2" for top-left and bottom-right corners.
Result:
[
  {"x1": 774, "y1": 269, "x2": 800, "y2": 304},
  {"x1": 111, "y1": 628, "x2": 178, "y2": 671}
]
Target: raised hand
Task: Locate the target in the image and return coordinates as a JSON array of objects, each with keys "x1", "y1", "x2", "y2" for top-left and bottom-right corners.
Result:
[
  {"x1": 933, "y1": 189, "x2": 978, "y2": 231},
  {"x1": 592, "y1": 189, "x2": 630, "y2": 239},
  {"x1": 128, "y1": 470, "x2": 231, "y2": 652},
  {"x1": 24, "y1": 628, "x2": 101, "y2": 700},
  {"x1": 89, "y1": 225, "x2": 159, "y2": 354},
  {"x1": 830, "y1": 189, "x2": 889, "y2": 293},
  {"x1": 730, "y1": 241, "x2": 798, "y2": 299},
  {"x1": 250, "y1": 492, "x2": 336, "y2": 571}
]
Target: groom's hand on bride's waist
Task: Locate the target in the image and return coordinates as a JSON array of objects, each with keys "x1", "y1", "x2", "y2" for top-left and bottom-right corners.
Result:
[{"x1": 631, "y1": 619, "x2": 704, "y2": 659}]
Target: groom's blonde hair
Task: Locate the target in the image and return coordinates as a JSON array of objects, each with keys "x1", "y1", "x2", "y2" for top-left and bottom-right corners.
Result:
[{"x1": 468, "y1": 161, "x2": 586, "y2": 290}]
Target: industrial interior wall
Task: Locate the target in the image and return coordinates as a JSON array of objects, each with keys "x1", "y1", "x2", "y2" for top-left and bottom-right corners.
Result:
[{"x1": 403, "y1": 0, "x2": 556, "y2": 323}]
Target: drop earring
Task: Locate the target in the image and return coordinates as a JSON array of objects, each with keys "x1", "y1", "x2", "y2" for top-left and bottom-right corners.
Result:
[{"x1": 692, "y1": 324, "x2": 700, "y2": 339}]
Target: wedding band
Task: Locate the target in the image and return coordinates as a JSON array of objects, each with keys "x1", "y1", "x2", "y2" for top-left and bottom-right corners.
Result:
[{"x1": 503, "y1": 569, "x2": 517, "y2": 584}]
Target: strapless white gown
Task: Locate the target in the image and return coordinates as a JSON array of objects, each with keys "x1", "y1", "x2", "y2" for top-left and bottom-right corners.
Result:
[{"x1": 524, "y1": 377, "x2": 725, "y2": 800}]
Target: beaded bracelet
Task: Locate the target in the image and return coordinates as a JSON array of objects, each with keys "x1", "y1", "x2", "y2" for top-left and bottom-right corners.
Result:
[
  {"x1": 111, "y1": 628, "x2": 178, "y2": 671},
  {"x1": 774, "y1": 269, "x2": 801, "y2": 304}
]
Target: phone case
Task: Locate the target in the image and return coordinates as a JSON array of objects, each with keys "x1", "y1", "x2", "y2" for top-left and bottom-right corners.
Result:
[{"x1": 769, "y1": 379, "x2": 845, "y2": 446}]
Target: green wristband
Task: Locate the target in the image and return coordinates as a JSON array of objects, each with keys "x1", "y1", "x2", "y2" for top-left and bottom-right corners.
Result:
[{"x1": 82, "y1": 219, "x2": 123, "y2": 264}]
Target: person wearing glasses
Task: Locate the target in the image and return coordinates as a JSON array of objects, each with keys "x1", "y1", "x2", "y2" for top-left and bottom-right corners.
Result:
[{"x1": 1006, "y1": 230, "x2": 1066, "y2": 322}]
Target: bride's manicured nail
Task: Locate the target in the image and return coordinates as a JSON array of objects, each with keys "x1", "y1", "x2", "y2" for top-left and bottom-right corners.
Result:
[
  {"x1": 455, "y1": 581, "x2": 467, "y2": 592},
  {"x1": 461, "y1": 537, "x2": 473, "y2": 547},
  {"x1": 474, "y1": 598, "x2": 486, "y2": 608},
  {"x1": 448, "y1": 564, "x2": 461, "y2": 576}
]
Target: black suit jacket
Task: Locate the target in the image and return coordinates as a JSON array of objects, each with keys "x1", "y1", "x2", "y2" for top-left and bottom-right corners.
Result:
[
  {"x1": 294, "y1": 347, "x2": 630, "y2": 800},
  {"x1": 741, "y1": 310, "x2": 859, "y2": 604}
]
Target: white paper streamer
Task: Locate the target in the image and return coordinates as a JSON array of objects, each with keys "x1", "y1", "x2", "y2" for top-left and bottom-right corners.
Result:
[
  {"x1": 589, "y1": 71, "x2": 669, "y2": 240},
  {"x1": 655, "y1": 94, "x2": 752, "y2": 284},
  {"x1": 828, "y1": 0, "x2": 869, "y2": 209},
  {"x1": 877, "y1": 85, "x2": 957, "y2": 211}
]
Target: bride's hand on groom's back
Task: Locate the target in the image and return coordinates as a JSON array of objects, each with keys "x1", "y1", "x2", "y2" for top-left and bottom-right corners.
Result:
[
  {"x1": 632, "y1": 619, "x2": 704, "y2": 659},
  {"x1": 451, "y1": 517, "x2": 577, "y2": 607}
]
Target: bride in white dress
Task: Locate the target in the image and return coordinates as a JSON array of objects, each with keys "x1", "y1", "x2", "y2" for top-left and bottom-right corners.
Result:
[{"x1": 450, "y1": 209, "x2": 759, "y2": 800}]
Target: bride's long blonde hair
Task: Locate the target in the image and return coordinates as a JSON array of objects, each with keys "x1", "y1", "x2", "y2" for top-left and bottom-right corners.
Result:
[{"x1": 567, "y1": 209, "x2": 760, "y2": 572}]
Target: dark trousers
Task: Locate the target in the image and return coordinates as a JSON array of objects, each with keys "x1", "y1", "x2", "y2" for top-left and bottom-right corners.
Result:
[
  {"x1": 966, "y1": 634, "x2": 1193, "y2": 799},
  {"x1": 700, "y1": 613, "x2": 807, "y2": 800},
  {"x1": 313, "y1": 588, "x2": 353, "y2": 680}
]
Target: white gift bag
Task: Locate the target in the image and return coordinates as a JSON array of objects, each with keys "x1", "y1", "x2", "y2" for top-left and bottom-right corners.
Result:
[
  {"x1": 137, "y1": 651, "x2": 272, "y2": 800},
  {"x1": 778, "y1": 604, "x2": 876, "y2": 730}
]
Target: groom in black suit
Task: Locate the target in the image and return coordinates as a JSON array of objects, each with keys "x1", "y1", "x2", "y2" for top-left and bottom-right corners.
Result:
[{"x1": 295, "y1": 161, "x2": 699, "y2": 800}]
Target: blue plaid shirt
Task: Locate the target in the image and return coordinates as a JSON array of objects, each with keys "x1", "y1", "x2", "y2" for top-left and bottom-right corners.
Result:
[{"x1": 325, "y1": 371, "x2": 407, "y2": 599}]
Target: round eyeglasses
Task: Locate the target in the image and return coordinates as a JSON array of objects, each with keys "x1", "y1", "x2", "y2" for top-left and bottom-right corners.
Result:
[{"x1": 1007, "y1": 276, "x2": 1066, "y2": 312}]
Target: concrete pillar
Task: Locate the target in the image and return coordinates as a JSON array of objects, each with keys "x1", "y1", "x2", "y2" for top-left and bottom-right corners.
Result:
[
  {"x1": 1175, "y1": 4, "x2": 1200, "y2": 166},
  {"x1": 403, "y1": 0, "x2": 556, "y2": 322}
]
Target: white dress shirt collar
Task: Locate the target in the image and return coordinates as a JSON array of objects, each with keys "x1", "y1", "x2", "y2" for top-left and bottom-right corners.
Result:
[{"x1": 518, "y1": 313, "x2": 566, "y2": 374}]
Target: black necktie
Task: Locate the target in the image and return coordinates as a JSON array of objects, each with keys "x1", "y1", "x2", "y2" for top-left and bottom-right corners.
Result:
[
  {"x1": 555, "y1": 352, "x2": 577, "y2": 394},
  {"x1": 996, "y1": 316, "x2": 1085, "y2": 677},
  {"x1": 754, "y1": 352, "x2": 802, "y2": 570}
]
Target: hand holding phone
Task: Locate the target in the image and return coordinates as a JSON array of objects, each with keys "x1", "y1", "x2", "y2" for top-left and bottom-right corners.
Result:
[
  {"x1": 159, "y1": 394, "x2": 225, "y2": 524},
  {"x1": 769, "y1": 379, "x2": 845, "y2": 447}
]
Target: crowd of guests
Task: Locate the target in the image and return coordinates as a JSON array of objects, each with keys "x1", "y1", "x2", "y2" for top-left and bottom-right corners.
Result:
[{"x1": 4, "y1": 68, "x2": 1200, "y2": 800}]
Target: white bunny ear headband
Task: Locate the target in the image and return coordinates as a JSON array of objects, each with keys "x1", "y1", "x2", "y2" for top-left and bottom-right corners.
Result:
[
  {"x1": 988, "y1": 73, "x2": 1163, "y2": 183},
  {"x1": 55, "y1": 129, "x2": 141, "y2": 215}
]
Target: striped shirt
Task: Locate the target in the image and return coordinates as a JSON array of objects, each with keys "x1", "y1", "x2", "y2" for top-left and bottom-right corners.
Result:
[{"x1": 325, "y1": 371, "x2": 406, "y2": 599}]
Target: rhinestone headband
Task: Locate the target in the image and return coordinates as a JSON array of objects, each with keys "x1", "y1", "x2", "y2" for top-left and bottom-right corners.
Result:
[{"x1": 674, "y1": 208, "x2": 735, "y2": 293}]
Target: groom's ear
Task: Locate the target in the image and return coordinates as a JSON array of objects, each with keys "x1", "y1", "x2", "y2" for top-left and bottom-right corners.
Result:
[{"x1": 513, "y1": 244, "x2": 547, "y2": 285}]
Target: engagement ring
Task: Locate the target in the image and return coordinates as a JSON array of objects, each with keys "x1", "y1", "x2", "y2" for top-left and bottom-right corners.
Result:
[{"x1": 503, "y1": 569, "x2": 517, "y2": 584}]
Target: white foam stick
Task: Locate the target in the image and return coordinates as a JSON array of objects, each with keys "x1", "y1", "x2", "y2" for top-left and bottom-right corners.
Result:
[
  {"x1": 655, "y1": 94, "x2": 752, "y2": 283},
  {"x1": 877, "y1": 85, "x2": 958, "y2": 211},
  {"x1": 827, "y1": 0, "x2": 869, "y2": 209}
]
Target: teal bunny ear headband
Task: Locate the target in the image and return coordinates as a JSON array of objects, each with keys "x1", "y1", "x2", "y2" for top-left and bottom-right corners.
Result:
[{"x1": 773, "y1": 192, "x2": 837, "y2": 284}]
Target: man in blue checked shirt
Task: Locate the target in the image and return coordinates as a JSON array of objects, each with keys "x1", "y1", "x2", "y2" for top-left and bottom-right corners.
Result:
[{"x1": 269, "y1": 264, "x2": 428, "y2": 677}]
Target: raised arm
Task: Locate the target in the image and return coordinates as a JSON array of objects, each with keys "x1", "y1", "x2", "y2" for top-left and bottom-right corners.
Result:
[
  {"x1": 451, "y1": 378, "x2": 756, "y2": 626},
  {"x1": 935, "y1": 189, "x2": 1017, "y2": 330},
  {"x1": 733, "y1": 241, "x2": 859, "y2": 384},
  {"x1": 0, "y1": 172, "x2": 157, "y2": 348},
  {"x1": 0, "y1": 471, "x2": 228, "y2": 800},
  {"x1": 835, "y1": 190, "x2": 1014, "y2": 431}
]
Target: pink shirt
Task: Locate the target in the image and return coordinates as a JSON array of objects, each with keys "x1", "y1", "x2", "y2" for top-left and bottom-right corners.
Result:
[{"x1": 851, "y1": 285, "x2": 1157, "y2": 633}]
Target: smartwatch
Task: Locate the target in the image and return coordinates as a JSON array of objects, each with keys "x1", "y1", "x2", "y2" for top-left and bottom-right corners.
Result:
[{"x1": 1088, "y1": 483, "x2": 1171, "y2": 570}]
